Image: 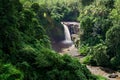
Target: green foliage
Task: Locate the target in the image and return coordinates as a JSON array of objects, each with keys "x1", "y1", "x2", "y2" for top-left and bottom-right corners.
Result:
[
  {"x1": 82, "y1": 55, "x2": 94, "y2": 65},
  {"x1": 0, "y1": 63, "x2": 23, "y2": 80},
  {"x1": 50, "y1": 2, "x2": 79, "y2": 21},
  {"x1": 0, "y1": 0, "x2": 22, "y2": 54},
  {"x1": 79, "y1": 44, "x2": 91, "y2": 56},
  {"x1": 95, "y1": 75, "x2": 107, "y2": 80},
  {"x1": 16, "y1": 47, "x2": 98, "y2": 80},
  {"x1": 2, "y1": 0, "x2": 119, "y2": 79},
  {"x1": 82, "y1": 23, "x2": 120, "y2": 69},
  {"x1": 93, "y1": 43, "x2": 109, "y2": 66},
  {"x1": 80, "y1": 0, "x2": 94, "y2": 6},
  {"x1": 35, "y1": 50, "x2": 96, "y2": 80},
  {"x1": 0, "y1": 0, "x2": 100, "y2": 80},
  {"x1": 80, "y1": 16, "x2": 94, "y2": 34},
  {"x1": 105, "y1": 25, "x2": 120, "y2": 69},
  {"x1": 35, "y1": 49, "x2": 63, "y2": 68},
  {"x1": 109, "y1": 0, "x2": 120, "y2": 25},
  {"x1": 104, "y1": 1, "x2": 120, "y2": 69},
  {"x1": 77, "y1": 0, "x2": 120, "y2": 69},
  {"x1": 78, "y1": 2, "x2": 111, "y2": 46},
  {"x1": 110, "y1": 56, "x2": 120, "y2": 69},
  {"x1": 106, "y1": 25, "x2": 120, "y2": 55}
]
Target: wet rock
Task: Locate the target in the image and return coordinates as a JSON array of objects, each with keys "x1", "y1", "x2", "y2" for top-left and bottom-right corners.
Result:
[{"x1": 108, "y1": 73, "x2": 118, "y2": 78}]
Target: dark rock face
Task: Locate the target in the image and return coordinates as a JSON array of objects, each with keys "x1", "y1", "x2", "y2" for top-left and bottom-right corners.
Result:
[
  {"x1": 50, "y1": 26, "x2": 65, "y2": 42},
  {"x1": 108, "y1": 74, "x2": 118, "y2": 78}
]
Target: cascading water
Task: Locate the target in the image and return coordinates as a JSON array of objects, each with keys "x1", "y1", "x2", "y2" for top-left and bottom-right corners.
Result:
[
  {"x1": 63, "y1": 24, "x2": 71, "y2": 41},
  {"x1": 61, "y1": 22, "x2": 73, "y2": 46}
]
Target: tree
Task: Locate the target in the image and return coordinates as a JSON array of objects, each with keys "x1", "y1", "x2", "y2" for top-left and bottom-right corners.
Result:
[{"x1": 106, "y1": 25, "x2": 120, "y2": 56}]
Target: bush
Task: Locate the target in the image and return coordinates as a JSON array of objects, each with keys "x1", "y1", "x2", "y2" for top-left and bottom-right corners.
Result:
[
  {"x1": 93, "y1": 43, "x2": 109, "y2": 66},
  {"x1": 80, "y1": 16, "x2": 94, "y2": 39},
  {"x1": 106, "y1": 25, "x2": 120, "y2": 56},
  {"x1": 79, "y1": 44, "x2": 92, "y2": 56},
  {"x1": 35, "y1": 50, "x2": 97, "y2": 80},
  {"x1": 17, "y1": 44, "x2": 36, "y2": 63},
  {"x1": 110, "y1": 56, "x2": 120, "y2": 69},
  {"x1": 82, "y1": 55, "x2": 96, "y2": 66},
  {"x1": 0, "y1": 63, "x2": 23, "y2": 80},
  {"x1": 82, "y1": 55, "x2": 93, "y2": 64}
]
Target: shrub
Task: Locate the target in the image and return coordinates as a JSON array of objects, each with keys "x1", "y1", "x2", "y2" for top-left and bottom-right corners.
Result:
[
  {"x1": 79, "y1": 44, "x2": 91, "y2": 56},
  {"x1": 17, "y1": 44, "x2": 36, "y2": 63},
  {"x1": 35, "y1": 50, "x2": 97, "y2": 80},
  {"x1": 0, "y1": 63, "x2": 23, "y2": 80},
  {"x1": 110, "y1": 56, "x2": 120, "y2": 69},
  {"x1": 106, "y1": 25, "x2": 120, "y2": 56},
  {"x1": 80, "y1": 16, "x2": 94, "y2": 38},
  {"x1": 93, "y1": 43, "x2": 109, "y2": 66},
  {"x1": 82, "y1": 55, "x2": 96, "y2": 65}
]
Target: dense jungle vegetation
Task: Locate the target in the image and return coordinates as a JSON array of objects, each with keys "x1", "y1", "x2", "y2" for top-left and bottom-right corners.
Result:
[
  {"x1": 0, "y1": 0, "x2": 119, "y2": 80},
  {"x1": 79, "y1": 0, "x2": 120, "y2": 70}
]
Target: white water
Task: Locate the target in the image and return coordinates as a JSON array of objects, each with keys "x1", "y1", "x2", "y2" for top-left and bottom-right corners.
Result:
[
  {"x1": 61, "y1": 23, "x2": 73, "y2": 46},
  {"x1": 63, "y1": 24, "x2": 72, "y2": 41}
]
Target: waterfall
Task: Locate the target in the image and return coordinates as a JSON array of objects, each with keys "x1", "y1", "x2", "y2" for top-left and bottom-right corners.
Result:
[
  {"x1": 61, "y1": 22, "x2": 73, "y2": 46},
  {"x1": 63, "y1": 24, "x2": 72, "y2": 41}
]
